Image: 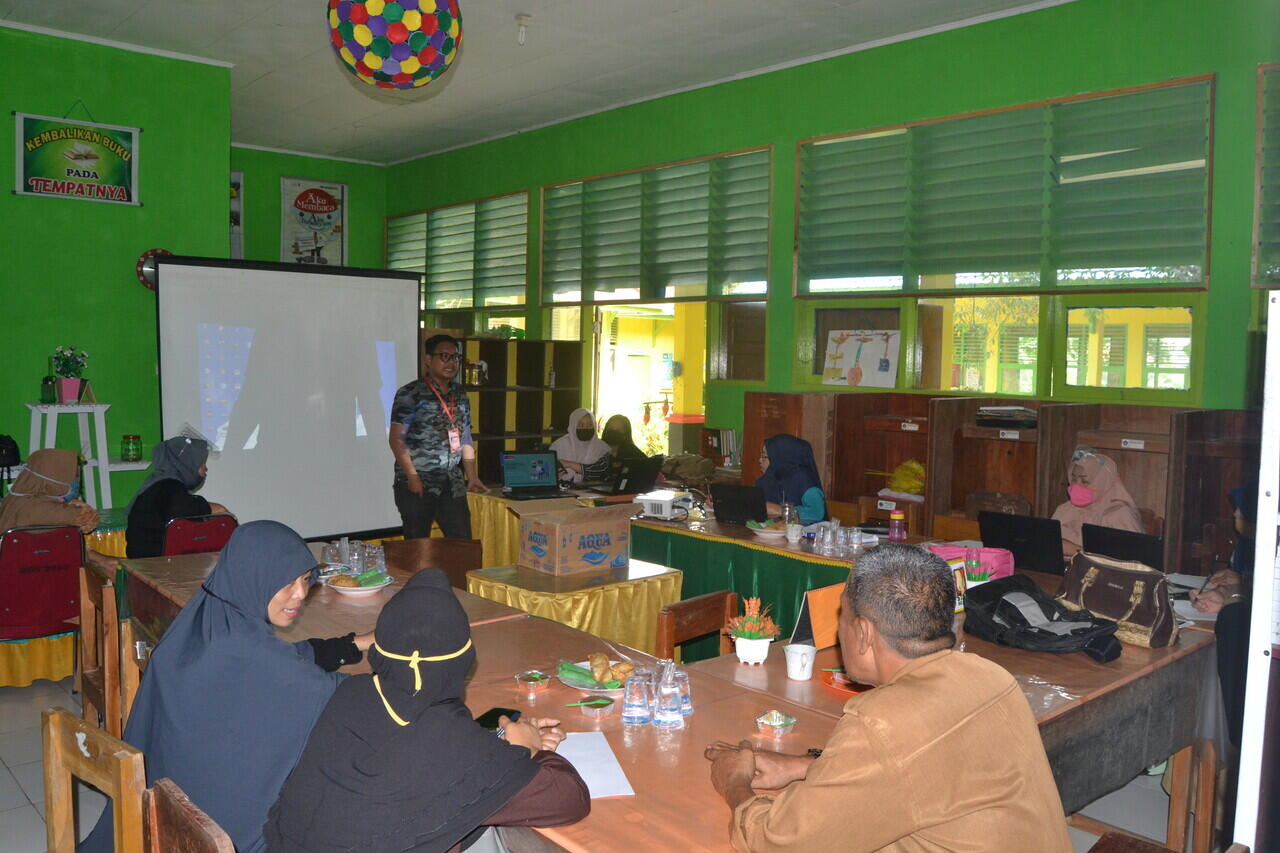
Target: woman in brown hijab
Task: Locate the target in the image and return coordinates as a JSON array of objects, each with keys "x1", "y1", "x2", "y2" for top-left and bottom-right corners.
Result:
[
  {"x1": 0, "y1": 448, "x2": 115, "y2": 568},
  {"x1": 1050, "y1": 447, "x2": 1143, "y2": 558}
]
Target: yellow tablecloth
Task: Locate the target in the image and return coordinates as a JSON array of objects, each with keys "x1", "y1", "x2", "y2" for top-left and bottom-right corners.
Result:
[
  {"x1": 0, "y1": 632, "x2": 76, "y2": 687},
  {"x1": 468, "y1": 569, "x2": 683, "y2": 655}
]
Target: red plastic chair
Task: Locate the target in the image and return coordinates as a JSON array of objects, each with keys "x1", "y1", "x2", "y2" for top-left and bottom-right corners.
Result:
[
  {"x1": 0, "y1": 525, "x2": 83, "y2": 641},
  {"x1": 162, "y1": 514, "x2": 238, "y2": 556}
]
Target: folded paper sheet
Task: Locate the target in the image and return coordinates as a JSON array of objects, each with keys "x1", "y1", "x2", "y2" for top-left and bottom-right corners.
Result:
[{"x1": 556, "y1": 731, "x2": 635, "y2": 798}]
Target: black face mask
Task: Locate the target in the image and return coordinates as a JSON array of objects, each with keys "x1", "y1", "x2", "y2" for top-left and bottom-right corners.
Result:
[{"x1": 576, "y1": 428, "x2": 595, "y2": 441}]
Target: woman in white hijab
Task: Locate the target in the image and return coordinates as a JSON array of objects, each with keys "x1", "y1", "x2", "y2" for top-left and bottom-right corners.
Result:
[{"x1": 549, "y1": 408, "x2": 611, "y2": 484}]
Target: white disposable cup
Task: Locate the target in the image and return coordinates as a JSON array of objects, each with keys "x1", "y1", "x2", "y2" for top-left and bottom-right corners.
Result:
[
  {"x1": 785, "y1": 522, "x2": 803, "y2": 542},
  {"x1": 783, "y1": 643, "x2": 817, "y2": 680}
]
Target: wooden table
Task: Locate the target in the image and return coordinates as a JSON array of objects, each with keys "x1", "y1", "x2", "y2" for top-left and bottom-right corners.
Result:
[{"x1": 466, "y1": 560, "x2": 683, "y2": 655}]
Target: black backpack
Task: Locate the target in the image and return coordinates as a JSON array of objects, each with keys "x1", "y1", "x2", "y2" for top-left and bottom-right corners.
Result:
[{"x1": 964, "y1": 573, "x2": 1122, "y2": 663}]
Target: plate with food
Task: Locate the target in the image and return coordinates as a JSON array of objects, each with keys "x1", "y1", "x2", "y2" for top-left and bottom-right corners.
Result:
[
  {"x1": 746, "y1": 519, "x2": 788, "y2": 539},
  {"x1": 326, "y1": 573, "x2": 393, "y2": 597},
  {"x1": 556, "y1": 653, "x2": 636, "y2": 697}
]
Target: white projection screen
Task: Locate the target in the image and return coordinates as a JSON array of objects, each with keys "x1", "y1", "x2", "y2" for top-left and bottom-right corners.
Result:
[{"x1": 157, "y1": 257, "x2": 420, "y2": 538}]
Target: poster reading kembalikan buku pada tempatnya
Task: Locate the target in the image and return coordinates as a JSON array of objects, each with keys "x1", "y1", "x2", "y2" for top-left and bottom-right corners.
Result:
[{"x1": 15, "y1": 113, "x2": 139, "y2": 205}]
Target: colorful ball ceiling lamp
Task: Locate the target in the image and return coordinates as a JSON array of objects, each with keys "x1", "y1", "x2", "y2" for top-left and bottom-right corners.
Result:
[{"x1": 328, "y1": 0, "x2": 461, "y2": 90}]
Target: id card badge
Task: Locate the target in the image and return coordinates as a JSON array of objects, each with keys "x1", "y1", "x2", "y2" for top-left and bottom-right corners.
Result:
[{"x1": 448, "y1": 428, "x2": 462, "y2": 453}]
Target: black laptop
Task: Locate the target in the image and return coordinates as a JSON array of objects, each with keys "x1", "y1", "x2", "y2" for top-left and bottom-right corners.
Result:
[
  {"x1": 587, "y1": 456, "x2": 660, "y2": 497},
  {"x1": 978, "y1": 511, "x2": 1066, "y2": 575},
  {"x1": 501, "y1": 451, "x2": 568, "y2": 500},
  {"x1": 1082, "y1": 523, "x2": 1164, "y2": 571},
  {"x1": 709, "y1": 484, "x2": 768, "y2": 526}
]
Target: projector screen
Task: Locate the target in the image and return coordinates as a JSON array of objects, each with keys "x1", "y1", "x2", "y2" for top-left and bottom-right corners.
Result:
[{"x1": 157, "y1": 257, "x2": 420, "y2": 538}]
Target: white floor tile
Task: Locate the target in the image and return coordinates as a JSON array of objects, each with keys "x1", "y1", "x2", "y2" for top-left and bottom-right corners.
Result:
[
  {"x1": 76, "y1": 781, "x2": 108, "y2": 842},
  {"x1": 8, "y1": 761, "x2": 43, "y2": 806},
  {"x1": 1078, "y1": 772, "x2": 1170, "y2": 843},
  {"x1": 0, "y1": 766, "x2": 27, "y2": 812},
  {"x1": 0, "y1": 803, "x2": 47, "y2": 853},
  {"x1": 0, "y1": 726, "x2": 43, "y2": 768},
  {"x1": 0, "y1": 687, "x2": 72, "y2": 735}
]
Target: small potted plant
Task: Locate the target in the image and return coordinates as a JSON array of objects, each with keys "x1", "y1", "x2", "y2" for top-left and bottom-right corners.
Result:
[
  {"x1": 51, "y1": 345, "x2": 89, "y2": 404},
  {"x1": 724, "y1": 597, "x2": 780, "y2": 665}
]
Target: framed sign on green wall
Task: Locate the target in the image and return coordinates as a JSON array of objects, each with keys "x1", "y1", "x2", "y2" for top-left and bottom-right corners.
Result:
[{"x1": 15, "y1": 112, "x2": 139, "y2": 205}]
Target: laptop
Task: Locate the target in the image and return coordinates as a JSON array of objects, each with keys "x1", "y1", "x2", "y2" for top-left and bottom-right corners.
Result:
[
  {"x1": 587, "y1": 456, "x2": 660, "y2": 497},
  {"x1": 501, "y1": 451, "x2": 567, "y2": 500},
  {"x1": 978, "y1": 511, "x2": 1066, "y2": 575},
  {"x1": 1082, "y1": 523, "x2": 1164, "y2": 572},
  {"x1": 709, "y1": 484, "x2": 768, "y2": 526}
]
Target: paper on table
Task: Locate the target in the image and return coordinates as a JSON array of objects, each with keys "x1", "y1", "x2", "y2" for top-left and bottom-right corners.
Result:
[
  {"x1": 556, "y1": 731, "x2": 635, "y2": 798},
  {"x1": 1166, "y1": 573, "x2": 1209, "y2": 589},
  {"x1": 1173, "y1": 598, "x2": 1218, "y2": 623}
]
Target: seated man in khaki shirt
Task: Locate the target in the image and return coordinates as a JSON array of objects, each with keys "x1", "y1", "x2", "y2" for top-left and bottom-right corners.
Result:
[{"x1": 706, "y1": 544, "x2": 1072, "y2": 853}]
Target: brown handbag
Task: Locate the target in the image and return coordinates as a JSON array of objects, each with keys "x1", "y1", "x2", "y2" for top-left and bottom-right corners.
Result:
[{"x1": 1056, "y1": 551, "x2": 1178, "y2": 648}]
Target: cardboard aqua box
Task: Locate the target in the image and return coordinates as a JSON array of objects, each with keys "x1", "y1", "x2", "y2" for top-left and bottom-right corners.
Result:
[{"x1": 511, "y1": 503, "x2": 634, "y2": 575}]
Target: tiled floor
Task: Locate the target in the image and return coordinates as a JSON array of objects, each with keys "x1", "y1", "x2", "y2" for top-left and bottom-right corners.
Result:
[
  {"x1": 0, "y1": 678, "x2": 1174, "y2": 853},
  {"x1": 0, "y1": 678, "x2": 107, "y2": 853}
]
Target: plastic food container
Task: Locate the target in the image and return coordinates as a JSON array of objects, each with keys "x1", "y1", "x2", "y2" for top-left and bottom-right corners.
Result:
[
  {"x1": 579, "y1": 697, "x2": 616, "y2": 719},
  {"x1": 514, "y1": 671, "x2": 549, "y2": 695},
  {"x1": 755, "y1": 710, "x2": 797, "y2": 737}
]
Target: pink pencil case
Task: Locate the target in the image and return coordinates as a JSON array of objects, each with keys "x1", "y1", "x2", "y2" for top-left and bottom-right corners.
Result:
[{"x1": 926, "y1": 545, "x2": 1015, "y2": 579}]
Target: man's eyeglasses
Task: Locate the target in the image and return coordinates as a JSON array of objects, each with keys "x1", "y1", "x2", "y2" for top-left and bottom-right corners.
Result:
[{"x1": 431, "y1": 352, "x2": 464, "y2": 363}]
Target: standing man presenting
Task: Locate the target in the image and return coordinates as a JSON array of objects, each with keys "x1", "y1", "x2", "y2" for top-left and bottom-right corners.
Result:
[{"x1": 389, "y1": 334, "x2": 487, "y2": 538}]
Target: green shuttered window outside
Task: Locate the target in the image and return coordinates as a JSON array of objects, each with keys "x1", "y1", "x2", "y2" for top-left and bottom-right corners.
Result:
[
  {"x1": 1258, "y1": 66, "x2": 1280, "y2": 285},
  {"x1": 798, "y1": 80, "x2": 1211, "y2": 294},
  {"x1": 385, "y1": 192, "x2": 528, "y2": 311},
  {"x1": 542, "y1": 149, "x2": 770, "y2": 304}
]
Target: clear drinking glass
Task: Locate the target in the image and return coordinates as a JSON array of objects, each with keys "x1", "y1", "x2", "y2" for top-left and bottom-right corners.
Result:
[
  {"x1": 321, "y1": 543, "x2": 340, "y2": 565},
  {"x1": 652, "y1": 680, "x2": 685, "y2": 730},
  {"x1": 349, "y1": 542, "x2": 366, "y2": 573},
  {"x1": 621, "y1": 675, "x2": 653, "y2": 725},
  {"x1": 673, "y1": 670, "x2": 693, "y2": 716}
]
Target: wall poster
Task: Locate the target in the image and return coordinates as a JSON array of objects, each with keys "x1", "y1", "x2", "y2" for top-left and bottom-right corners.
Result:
[
  {"x1": 280, "y1": 177, "x2": 346, "y2": 265},
  {"x1": 15, "y1": 113, "x2": 139, "y2": 205},
  {"x1": 821, "y1": 330, "x2": 900, "y2": 388}
]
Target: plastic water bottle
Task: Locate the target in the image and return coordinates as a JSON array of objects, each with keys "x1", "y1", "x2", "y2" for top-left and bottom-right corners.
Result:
[{"x1": 888, "y1": 509, "x2": 907, "y2": 543}]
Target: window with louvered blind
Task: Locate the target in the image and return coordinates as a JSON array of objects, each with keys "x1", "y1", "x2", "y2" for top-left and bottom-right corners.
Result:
[
  {"x1": 1101, "y1": 325, "x2": 1128, "y2": 386},
  {"x1": 1256, "y1": 65, "x2": 1280, "y2": 285},
  {"x1": 542, "y1": 148, "x2": 770, "y2": 304},
  {"x1": 1144, "y1": 323, "x2": 1192, "y2": 390},
  {"x1": 797, "y1": 78, "x2": 1210, "y2": 294},
  {"x1": 385, "y1": 192, "x2": 528, "y2": 312},
  {"x1": 952, "y1": 325, "x2": 987, "y2": 391},
  {"x1": 1066, "y1": 324, "x2": 1088, "y2": 385},
  {"x1": 998, "y1": 325, "x2": 1038, "y2": 393}
]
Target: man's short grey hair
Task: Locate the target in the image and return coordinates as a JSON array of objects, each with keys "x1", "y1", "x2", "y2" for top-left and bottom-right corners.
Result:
[{"x1": 843, "y1": 544, "x2": 956, "y2": 658}]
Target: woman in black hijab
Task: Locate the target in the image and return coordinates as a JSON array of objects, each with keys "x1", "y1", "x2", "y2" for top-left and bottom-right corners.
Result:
[
  {"x1": 126, "y1": 436, "x2": 228, "y2": 557},
  {"x1": 601, "y1": 414, "x2": 648, "y2": 469},
  {"x1": 265, "y1": 569, "x2": 590, "y2": 853},
  {"x1": 81, "y1": 521, "x2": 364, "y2": 853}
]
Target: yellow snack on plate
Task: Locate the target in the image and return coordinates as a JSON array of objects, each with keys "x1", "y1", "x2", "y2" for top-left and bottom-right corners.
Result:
[{"x1": 588, "y1": 652, "x2": 612, "y2": 685}]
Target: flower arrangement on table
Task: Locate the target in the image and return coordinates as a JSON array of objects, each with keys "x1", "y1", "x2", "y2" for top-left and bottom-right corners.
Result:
[
  {"x1": 51, "y1": 345, "x2": 89, "y2": 378},
  {"x1": 725, "y1": 597, "x2": 781, "y2": 665}
]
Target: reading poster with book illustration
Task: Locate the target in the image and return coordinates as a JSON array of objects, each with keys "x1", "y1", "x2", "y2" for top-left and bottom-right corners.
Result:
[{"x1": 822, "y1": 330, "x2": 900, "y2": 388}]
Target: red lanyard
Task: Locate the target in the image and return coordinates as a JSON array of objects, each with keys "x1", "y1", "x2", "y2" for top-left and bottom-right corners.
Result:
[{"x1": 426, "y1": 380, "x2": 456, "y2": 426}]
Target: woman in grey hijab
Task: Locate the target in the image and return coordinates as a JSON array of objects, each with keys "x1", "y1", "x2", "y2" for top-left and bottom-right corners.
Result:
[{"x1": 125, "y1": 436, "x2": 229, "y2": 557}]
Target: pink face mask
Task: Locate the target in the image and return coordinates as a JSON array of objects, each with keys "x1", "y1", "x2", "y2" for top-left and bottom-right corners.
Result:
[{"x1": 1067, "y1": 484, "x2": 1095, "y2": 507}]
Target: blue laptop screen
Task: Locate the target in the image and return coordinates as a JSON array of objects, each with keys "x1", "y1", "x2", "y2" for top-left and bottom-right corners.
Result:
[{"x1": 502, "y1": 452, "x2": 558, "y2": 488}]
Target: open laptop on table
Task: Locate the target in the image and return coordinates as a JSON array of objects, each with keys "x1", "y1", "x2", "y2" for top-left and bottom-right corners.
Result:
[
  {"x1": 1082, "y1": 523, "x2": 1163, "y2": 571},
  {"x1": 978, "y1": 511, "x2": 1066, "y2": 575},
  {"x1": 586, "y1": 456, "x2": 660, "y2": 497},
  {"x1": 709, "y1": 484, "x2": 768, "y2": 526},
  {"x1": 502, "y1": 451, "x2": 568, "y2": 500}
]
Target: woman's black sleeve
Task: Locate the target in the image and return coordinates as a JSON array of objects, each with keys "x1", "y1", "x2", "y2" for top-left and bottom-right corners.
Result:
[{"x1": 306, "y1": 633, "x2": 363, "y2": 672}]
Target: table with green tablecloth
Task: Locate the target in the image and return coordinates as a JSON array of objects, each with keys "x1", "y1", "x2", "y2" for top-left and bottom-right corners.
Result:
[{"x1": 629, "y1": 518, "x2": 852, "y2": 662}]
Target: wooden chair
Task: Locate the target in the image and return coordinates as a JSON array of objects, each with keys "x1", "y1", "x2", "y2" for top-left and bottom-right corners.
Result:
[
  {"x1": 654, "y1": 591, "x2": 738, "y2": 661},
  {"x1": 43, "y1": 707, "x2": 144, "y2": 853},
  {"x1": 145, "y1": 778, "x2": 233, "y2": 853},
  {"x1": 384, "y1": 537, "x2": 482, "y2": 590},
  {"x1": 120, "y1": 617, "x2": 154, "y2": 730},
  {"x1": 0, "y1": 524, "x2": 82, "y2": 641},
  {"x1": 1085, "y1": 831, "x2": 1174, "y2": 852},
  {"x1": 79, "y1": 563, "x2": 121, "y2": 737},
  {"x1": 932, "y1": 514, "x2": 980, "y2": 542},
  {"x1": 162, "y1": 514, "x2": 238, "y2": 556},
  {"x1": 1137, "y1": 507, "x2": 1165, "y2": 537}
]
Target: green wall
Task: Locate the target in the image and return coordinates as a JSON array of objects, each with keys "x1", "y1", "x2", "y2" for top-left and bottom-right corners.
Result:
[
  {"x1": 230, "y1": 146, "x2": 387, "y2": 268},
  {"x1": 0, "y1": 27, "x2": 230, "y2": 499},
  {"x1": 385, "y1": 0, "x2": 1278, "y2": 431}
]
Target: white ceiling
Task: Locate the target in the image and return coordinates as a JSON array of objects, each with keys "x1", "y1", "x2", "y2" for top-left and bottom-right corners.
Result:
[{"x1": 3, "y1": 0, "x2": 1071, "y2": 165}]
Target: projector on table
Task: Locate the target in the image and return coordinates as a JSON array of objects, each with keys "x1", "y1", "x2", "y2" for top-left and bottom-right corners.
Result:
[{"x1": 633, "y1": 490, "x2": 693, "y2": 520}]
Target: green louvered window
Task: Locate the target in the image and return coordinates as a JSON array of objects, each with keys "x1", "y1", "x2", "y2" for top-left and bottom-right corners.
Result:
[
  {"x1": 385, "y1": 192, "x2": 528, "y2": 311},
  {"x1": 951, "y1": 325, "x2": 987, "y2": 391},
  {"x1": 542, "y1": 149, "x2": 770, "y2": 304},
  {"x1": 1066, "y1": 324, "x2": 1088, "y2": 385},
  {"x1": 797, "y1": 79, "x2": 1210, "y2": 294},
  {"x1": 998, "y1": 325, "x2": 1039, "y2": 393},
  {"x1": 1257, "y1": 65, "x2": 1280, "y2": 285},
  {"x1": 1101, "y1": 325, "x2": 1128, "y2": 387},
  {"x1": 1144, "y1": 323, "x2": 1192, "y2": 390}
]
